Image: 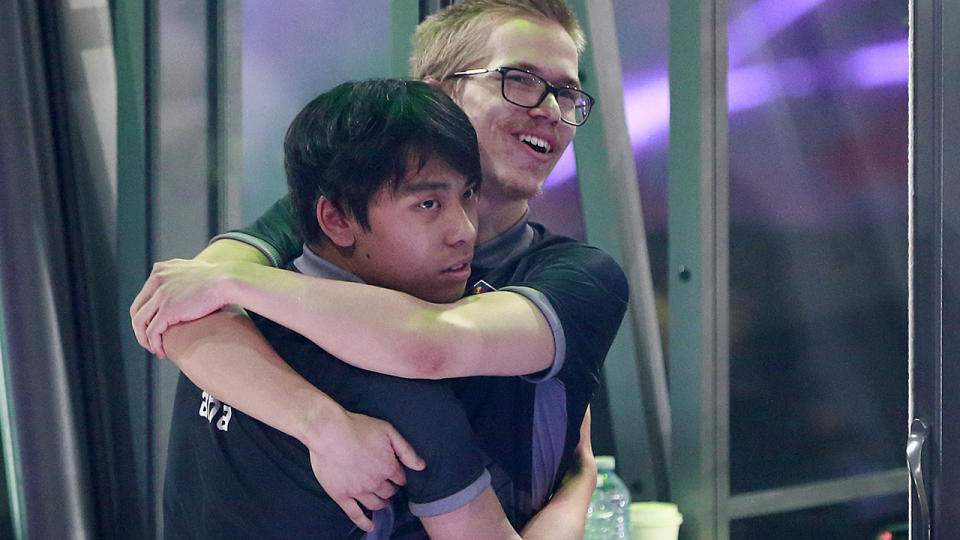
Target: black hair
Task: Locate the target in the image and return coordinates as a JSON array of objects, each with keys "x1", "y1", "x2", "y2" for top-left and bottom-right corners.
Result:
[{"x1": 284, "y1": 79, "x2": 482, "y2": 245}]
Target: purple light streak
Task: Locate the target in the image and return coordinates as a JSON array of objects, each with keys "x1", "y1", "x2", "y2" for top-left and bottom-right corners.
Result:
[
  {"x1": 845, "y1": 40, "x2": 910, "y2": 87},
  {"x1": 728, "y1": 0, "x2": 827, "y2": 66},
  {"x1": 544, "y1": 36, "x2": 907, "y2": 190}
]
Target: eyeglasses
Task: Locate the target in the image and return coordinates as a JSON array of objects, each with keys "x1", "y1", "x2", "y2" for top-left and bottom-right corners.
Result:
[{"x1": 448, "y1": 67, "x2": 595, "y2": 126}]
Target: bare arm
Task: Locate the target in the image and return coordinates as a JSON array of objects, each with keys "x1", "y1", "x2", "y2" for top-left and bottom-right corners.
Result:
[
  {"x1": 420, "y1": 486, "x2": 522, "y2": 540},
  {"x1": 145, "y1": 240, "x2": 424, "y2": 532},
  {"x1": 133, "y1": 257, "x2": 555, "y2": 379}
]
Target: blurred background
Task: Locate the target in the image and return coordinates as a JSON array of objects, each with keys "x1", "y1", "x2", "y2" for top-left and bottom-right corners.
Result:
[{"x1": 3, "y1": 0, "x2": 955, "y2": 538}]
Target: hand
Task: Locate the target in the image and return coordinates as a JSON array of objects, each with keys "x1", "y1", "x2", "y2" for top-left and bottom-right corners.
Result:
[
  {"x1": 129, "y1": 258, "x2": 233, "y2": 358},
  {"x1": 305, "y1": 409, "x2": 425, "y2": 532}
]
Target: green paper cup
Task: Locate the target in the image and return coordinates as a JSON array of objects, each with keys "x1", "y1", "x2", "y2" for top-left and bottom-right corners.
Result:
[{"x1": 629, "y1": 502, "x2": 683, "y2": 540}]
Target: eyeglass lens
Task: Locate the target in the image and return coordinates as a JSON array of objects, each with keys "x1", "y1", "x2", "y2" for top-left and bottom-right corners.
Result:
[{"x1": 500, "y1": 69, "x2": 590, "y2": 125}]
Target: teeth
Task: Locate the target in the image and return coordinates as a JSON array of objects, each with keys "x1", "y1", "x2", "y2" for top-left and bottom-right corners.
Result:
[{"x1": 518, "y1": 134, "x2": 551, "y2": 154}]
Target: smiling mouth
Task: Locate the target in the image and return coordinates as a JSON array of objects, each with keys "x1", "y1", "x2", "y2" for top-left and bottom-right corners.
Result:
[{"x1": 518, "y1": 134, "x2": 552, "y2": 154}]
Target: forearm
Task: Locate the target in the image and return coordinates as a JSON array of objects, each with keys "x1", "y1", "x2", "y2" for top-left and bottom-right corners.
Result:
[
  {"x1": 219, "y1": 262, "x2": 447, "y2": 377},
  {"x1": 519, "y1": 454, "x2": 597, "y2": 539},
  {"x1": 164, "y1": 309, "x2": 346, "y2": 447},
  {"x1": 218, "y1": 261, "x2": 553, "y2": 379}
]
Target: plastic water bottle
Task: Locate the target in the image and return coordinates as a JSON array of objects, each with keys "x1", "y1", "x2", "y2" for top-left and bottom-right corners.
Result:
[{"x1": 584, "y1": 456, "x2": 631, "y2": 539}]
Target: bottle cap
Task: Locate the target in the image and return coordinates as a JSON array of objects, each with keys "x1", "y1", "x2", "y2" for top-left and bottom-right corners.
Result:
[{"x1": 596, "y1": 455, "x2": 616, "y2": 471}]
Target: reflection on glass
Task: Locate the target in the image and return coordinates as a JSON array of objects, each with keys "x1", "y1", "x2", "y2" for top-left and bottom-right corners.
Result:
[
  {"x1": 727, "y1": 0, "x2": 908, "y2": 495},
  {"x1": 730, "y1": 493, "x2": 906, "y2": 539}
]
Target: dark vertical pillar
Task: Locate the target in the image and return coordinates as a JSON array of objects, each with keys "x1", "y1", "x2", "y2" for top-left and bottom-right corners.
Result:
[
  {"x1": 909, "y1": 0, "x2": 960, "y2": 537},
  {"x1": 113, "y1": 0, "x2": 155, "y2": 535}
]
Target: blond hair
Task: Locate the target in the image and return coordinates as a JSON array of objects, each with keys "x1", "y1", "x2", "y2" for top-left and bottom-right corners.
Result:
[{"x1": 410, "y1": 0, "x2": 586, "y2": 84}]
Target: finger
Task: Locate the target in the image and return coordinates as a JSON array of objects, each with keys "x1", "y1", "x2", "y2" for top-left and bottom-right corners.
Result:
[
  {"x1": 139, "y1": 298, "x2": 162, "y2": 355},
  {"x1": 386, "y1": 463, "x2": 406, "y2": 488},
  {"x1": 131, "y1": 294, "x2": 160, "y2": 351},
  {"x1": 155, "y1": 333, "x2": 167, "y2": 360},
  {"x1": 336, "y1": 498, "x2": 374, "y2": 532},
  {"x1": 389, "y1": 428, "x2": 425, "y2": 472},
  {"x1": 129, "y1": 272, "x2": 161, "y2": 319},
  {"x1": 373, "y1": 480, "x2": 398, "y2": 500},
  {"x1": 145, "y1": 305, "x2": 172, "y2": 356},
  {"x1": 355, "y1": 492, "x2": 389, "y2": 511}
]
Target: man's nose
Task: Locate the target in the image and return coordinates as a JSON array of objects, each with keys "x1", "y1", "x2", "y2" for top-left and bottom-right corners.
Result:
[
  {"x1": 529, "y1": 91, "x2": 562, "y2": 123},
  {"x1": 446, "y1": 203, "x2": 477, "y2": 246}
]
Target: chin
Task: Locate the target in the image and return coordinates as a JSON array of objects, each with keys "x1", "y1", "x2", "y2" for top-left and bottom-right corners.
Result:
[
  {"x1": 500, "y1": 179, "x2": 544, "y2": 200},
  {"x1": 428, "y1": 285, "x2": 467, "y2": 304}
]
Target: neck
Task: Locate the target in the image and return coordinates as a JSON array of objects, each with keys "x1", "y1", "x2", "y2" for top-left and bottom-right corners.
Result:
[
  {"x1": 306, "y1": 241, "x2": 361, "y2": 277},
  {"x1": 477, "y1": 192, "x2": 530, "y2": 243}
]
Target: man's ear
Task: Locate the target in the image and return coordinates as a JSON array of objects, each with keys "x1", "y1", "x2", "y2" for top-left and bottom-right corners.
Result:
[
  {"x1": 316, "y1": 196, "x2": 358, "y2": 248},
  {"x1": 423, "y1": 77, "x2": 442, "y2": 88}
]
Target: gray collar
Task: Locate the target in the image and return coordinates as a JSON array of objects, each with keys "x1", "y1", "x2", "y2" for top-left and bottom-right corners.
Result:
[{"x1": 293, "y1": 245, "x2": 365, "y2": 283}]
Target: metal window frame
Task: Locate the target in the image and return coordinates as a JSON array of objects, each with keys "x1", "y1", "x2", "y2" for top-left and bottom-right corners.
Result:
[
  {"x1": 909, "y1": 0, "x2": 960, "y2": 537},
  {"x1": 668, "y1": 0, "x2": 728, "y2": 537}
]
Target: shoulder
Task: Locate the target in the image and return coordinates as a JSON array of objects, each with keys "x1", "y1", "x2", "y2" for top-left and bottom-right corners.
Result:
[{"x1": 521, "y1": 223, "x2": 628, "y2": 303}]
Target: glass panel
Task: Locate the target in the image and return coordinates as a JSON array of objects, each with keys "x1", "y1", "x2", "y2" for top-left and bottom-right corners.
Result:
[
  {"x1": 730, "y1": 494, "x2": 906, "y2": 539},
  {"x1": 241, "y1": 0, "x2": 392, "y2": 223},
  {"x1": 727, "y1": 0, "x2": 908, "y2": 493}
]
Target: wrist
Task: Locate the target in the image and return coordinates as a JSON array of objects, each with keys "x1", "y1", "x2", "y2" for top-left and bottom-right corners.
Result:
[
  {"x1": 219, "y1": 260, "x2": 251, "y2": 307},
  {"x1": 293, "y1": 388, "x2": 348, "y2": 451},
  {"x1": 580, "y1": 455, "x2": 598, "y2": 481},
  {"x1": 579, "y1": 448, "x2": 597, "y2": 472}
]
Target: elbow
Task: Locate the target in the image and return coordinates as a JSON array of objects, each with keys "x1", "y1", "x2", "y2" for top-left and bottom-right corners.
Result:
[
  {"x1": 405, "y1": 324, "x2": 469, "y2": 379},
  {"x1": 397, "y1": 316, "x2": 475, "y2": 379},
  {"x1": 400, "y1": 341, "x2": 457, "y2": 379}
]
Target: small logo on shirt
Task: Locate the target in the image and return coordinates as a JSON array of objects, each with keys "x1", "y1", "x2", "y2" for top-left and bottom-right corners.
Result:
[{"x1": 468, "y1": 279, "x2": 497, "y2": 296}]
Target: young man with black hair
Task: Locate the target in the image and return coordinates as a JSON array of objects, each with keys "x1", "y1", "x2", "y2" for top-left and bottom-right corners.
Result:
[
  {"x1": 162, "y1": 79, "x2": 593, "y2": 539},
  {"x1": 132, "y1": 0, "x2": 626, "y2": 536}
]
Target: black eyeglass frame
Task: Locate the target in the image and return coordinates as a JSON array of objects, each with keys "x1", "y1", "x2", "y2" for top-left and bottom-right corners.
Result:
[{"x1": 447, "y1": 66, "x2": 595, "y2": 126}]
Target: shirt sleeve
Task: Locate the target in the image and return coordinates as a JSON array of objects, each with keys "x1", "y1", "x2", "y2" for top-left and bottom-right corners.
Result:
[
  {"x1": 210, "y1": 195, "x2": 303, "y2": 267},
  {"x1": 499, "y1": 285, "x2": 565, "y2": 383},
  {"x1": 506, "y1": 242, "x2": 629, "y2": 390},
  {"x1": 351, "y1": 374, "x2": 492, "y2": 518}
]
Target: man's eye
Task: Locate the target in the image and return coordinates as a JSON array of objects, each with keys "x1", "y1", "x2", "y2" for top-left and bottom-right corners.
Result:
[
  {"x1": 506, "y1": 73, "x2": 539, "y2": 87},
  {"x1": 419, "y1": 199, "x2": 438, "y2": 209},
  {"x1": 462, "y1": 188, "x2": 476, "y2": 200}
]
